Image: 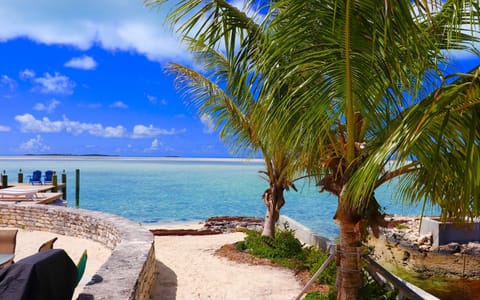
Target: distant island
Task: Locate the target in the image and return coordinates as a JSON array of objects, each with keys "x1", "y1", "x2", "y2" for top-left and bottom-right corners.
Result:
[{"x1": 23, "y1": 154, "x2": 120, "y2": 157}]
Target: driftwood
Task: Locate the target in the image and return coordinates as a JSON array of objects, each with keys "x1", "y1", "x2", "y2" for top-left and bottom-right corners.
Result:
[{"x1": 149, "y1": 229, "x2": 222, "y2": 236}]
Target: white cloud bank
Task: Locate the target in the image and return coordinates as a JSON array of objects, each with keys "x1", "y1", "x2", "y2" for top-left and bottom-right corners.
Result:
[
  {"x1": 0, "y1": 0, "x2": 189, "y2": 63},
  {"x1": 0, "y1": 125, "x2": 11, "y2": 132},
  {"x1": 14, "y1": 113, "x2": 185, "y2": 139},
  {"x1": 132, "y1": 124, "x2": 186, "y2": 138}
]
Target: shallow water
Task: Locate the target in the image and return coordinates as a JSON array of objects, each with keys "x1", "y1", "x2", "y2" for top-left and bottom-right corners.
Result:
[
  {"x1": 389, "y1": 264, "x2": 480, "y2": 299},
  {"x1": 0, "y1": 156, "x2": 433, "y2": 239}
]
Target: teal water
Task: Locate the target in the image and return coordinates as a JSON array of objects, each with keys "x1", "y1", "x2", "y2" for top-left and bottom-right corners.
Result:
[{"x1": 0, "y1": 157, "x2": 431, "y2": 239}]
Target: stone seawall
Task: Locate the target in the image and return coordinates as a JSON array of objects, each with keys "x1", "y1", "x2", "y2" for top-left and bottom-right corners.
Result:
[{"x1": 0, "y1": 203, "x2": 156, "y2": 300}]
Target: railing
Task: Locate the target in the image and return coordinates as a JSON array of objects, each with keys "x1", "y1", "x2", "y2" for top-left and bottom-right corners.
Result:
[{"x1": 279, "y1": 216, "x2": 438, "y2": 300}]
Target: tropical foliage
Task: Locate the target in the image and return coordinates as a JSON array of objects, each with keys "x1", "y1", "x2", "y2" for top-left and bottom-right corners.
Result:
[
  {"x1": 160, "y1": 1, "x2": 299, "y2": 237},
  {"x1": 146, "y1": 0, "x2": 480, "y2": 299}
]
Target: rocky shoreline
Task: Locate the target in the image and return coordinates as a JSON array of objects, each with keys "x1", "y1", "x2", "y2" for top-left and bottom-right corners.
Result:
[
  {"x1": 368, "y1": 216, "x2": 480, "y2": 279},
  {"x1": 150, "y1": 216, "x2": 264, "y2": 236}
]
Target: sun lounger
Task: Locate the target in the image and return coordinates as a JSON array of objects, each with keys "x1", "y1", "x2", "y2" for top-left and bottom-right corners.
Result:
[
  {"x1": 0, "y1": 187, "x2": 64, "y2": 204},
  {"x1": 0, "y1": 188, "x2": 39, "y2": 200}
]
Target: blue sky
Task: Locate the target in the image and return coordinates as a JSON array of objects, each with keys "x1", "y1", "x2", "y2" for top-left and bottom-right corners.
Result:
[
  {"x1": 0, "y1": 1, "x2": 479, "y2": 157},
  {"x1": 0, "y1": 0, "x2": 230, "y2": 157}
]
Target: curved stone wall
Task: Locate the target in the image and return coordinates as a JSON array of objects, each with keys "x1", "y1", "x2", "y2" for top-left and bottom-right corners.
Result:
[{"x1": 0, "y1": 203, "x2": 156, "y2": 300}]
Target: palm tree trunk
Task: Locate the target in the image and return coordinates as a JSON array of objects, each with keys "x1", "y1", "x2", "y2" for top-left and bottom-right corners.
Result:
[
  {"x1": 335, "y1": 219, "x2": 362, "y2": 300},
  {"x1": 262, "y1": 203, "x2": 276, "y2": 237},
  {"x1": 261, "y1": 187, "x2": 285, "y2": 237}
]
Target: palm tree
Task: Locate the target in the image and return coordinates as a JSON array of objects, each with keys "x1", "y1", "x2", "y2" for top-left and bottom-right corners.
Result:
[
  {"x1": 257, "y1": 1, "x2": 479, "y2": 299},
  {"x1": 146, "y1": 0, "x2": 479, "y2": 298},
  {"x1": 154, "y1": 0, "x2": 300, "y2": 237}
]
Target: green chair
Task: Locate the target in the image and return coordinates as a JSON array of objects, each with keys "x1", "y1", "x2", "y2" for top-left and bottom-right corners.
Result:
[{"x1": 75, "y1": 250, "x2": 88, "y2": 286}]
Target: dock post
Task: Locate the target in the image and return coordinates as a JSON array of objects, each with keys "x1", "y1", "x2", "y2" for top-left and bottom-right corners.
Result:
[
  {"x1": 75, "y1": 169, "x2": 80, "y2": 208},
  {"x1": 52, "y1": 171, "x2": 58, "y2": 192},
  {"x1": 18, "y1": 169, "x2": 23, "y2": 183},
  {"x1": 1, "y1": 171, "x2": 7, "y2": 189},
  {"x1": 62, "y1": 170, "x2": 67, "y2": 201}
]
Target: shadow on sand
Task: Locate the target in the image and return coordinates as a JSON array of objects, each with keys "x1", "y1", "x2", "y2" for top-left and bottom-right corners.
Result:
[{"x1": 149, "y1": 260, "x2": 178, "y2": 300}]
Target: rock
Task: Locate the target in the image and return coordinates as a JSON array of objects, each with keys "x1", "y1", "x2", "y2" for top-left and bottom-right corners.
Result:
[
  {"x1": 417, "y1": 233, "x2": 433, "y2": 245},
  {"x1": 204, "y1": 216, "x2": 264, "y2": 233},
  {"x1": 402, "y1": 251, "x2": 410, "y2": 261}
]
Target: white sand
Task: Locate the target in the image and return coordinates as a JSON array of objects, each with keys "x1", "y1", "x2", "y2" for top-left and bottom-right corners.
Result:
[
  {"x1": 9, "y1": 224, "x2": 304, "y2": 300},
  {"x1": 14, "y1": 229, "x2": 111, "y2": 298},
  {"x1": 149, "y1": 223, "x2": 303, "y2": 300}
]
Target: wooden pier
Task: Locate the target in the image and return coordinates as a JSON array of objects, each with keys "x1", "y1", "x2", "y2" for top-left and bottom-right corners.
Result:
[{"x1": 0, "y1": 170, "x2": 68, "y2": 205}]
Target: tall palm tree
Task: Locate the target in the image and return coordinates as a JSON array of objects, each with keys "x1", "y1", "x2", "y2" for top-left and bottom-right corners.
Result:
[
  {"x1": 153, "y1": 0, "x2": 299, "y2": 237},
  {"x1": 258, "y1": 1, "x2": 479, "y2": 299},
  {"x1": 146, "y1": 0, "x2": 479, "y2": 298}
]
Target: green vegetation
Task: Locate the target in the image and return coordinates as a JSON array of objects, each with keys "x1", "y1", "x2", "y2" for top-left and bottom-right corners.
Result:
[
  {"x1": 237, "y1": 228, "x2": 396, "y2": 299},
  {"x1": 395, "y1": 223, "x2": 409, "y2": 230},
  {"x1": 147, "y1": 0, "x2": 480, "y2": 298},
  {"x1": 236, "y1": 228, "x2": 335, "y2": 283}
]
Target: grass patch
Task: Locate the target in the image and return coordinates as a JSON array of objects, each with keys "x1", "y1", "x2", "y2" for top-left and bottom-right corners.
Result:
[{"x1": 237, "y1": 226, "x2": 397, "y2": 299}]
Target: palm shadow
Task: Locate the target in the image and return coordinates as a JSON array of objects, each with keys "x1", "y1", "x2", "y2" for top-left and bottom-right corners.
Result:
[{"x1": 149, "y1": 260, "x2": 178, "y2": 300}]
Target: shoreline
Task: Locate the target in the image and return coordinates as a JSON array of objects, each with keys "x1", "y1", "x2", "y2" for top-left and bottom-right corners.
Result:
[{"x1": 0, "y1": 155, "x2": 264, "y2": 163}]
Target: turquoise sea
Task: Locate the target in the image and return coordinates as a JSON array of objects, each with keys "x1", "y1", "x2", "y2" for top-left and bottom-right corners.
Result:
[{"x1": 0, "y1": 156, "x2": 431, "y2": 239}]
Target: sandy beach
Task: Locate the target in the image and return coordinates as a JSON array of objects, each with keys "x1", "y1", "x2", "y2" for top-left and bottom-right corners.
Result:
[
  {"x1": 12, "y1": 223, "x2": 304, "y2": 300},
  {"x1": 149, "y1": 222, "x2": 304, "y2": 300}
]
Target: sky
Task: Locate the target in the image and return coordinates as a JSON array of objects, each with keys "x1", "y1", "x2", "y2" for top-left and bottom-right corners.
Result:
[{"x1": 0, "y1": 1, "x2": 479, "y2": 158}]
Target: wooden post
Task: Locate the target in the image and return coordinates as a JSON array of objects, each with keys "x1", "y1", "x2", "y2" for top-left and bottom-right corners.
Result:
[
  {"x1": 75, "y1": 169, "x2": 80, "y2": 208},
  {"x1": 1, "y1": 171, "x2": 7, "y2": 189},
  {"x1": 52, "y1": 171, "x2": 58, "y2": 192},
  {"x1": 18, "y1": 169, "x2": 23, "y2": 183},
  {"x1": 62, "y1": 170, "x2": 67, "y2": 201}
]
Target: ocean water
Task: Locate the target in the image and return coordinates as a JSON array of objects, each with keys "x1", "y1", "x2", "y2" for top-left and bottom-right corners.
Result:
[{"x1": 0, "y1": 157, "x2": 431, "y2": 239}]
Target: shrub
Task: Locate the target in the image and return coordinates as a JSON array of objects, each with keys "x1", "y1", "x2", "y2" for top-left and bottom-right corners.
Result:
[
  {"x1": 238, "y1": 227, "x2": 396, "y2": 299},
  {"x1": 303, "y1": 246, "x2": 336, "y2": 285}
]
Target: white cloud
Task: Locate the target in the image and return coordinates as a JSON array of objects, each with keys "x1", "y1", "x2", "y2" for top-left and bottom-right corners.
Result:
[
  {"x1": 20, "y1": 135, "x2": 50, "y2": 152},
  {"x1": 33, "y1": 72, "x2": 75, "y2": 95},
  {"x1": 33, "y1": 99, "x2": 61, "y2": 113},
  {"x1": 14, "y1": 113, "x2": 126, "y2": 138},
  {"x1": 109, "y1": 101, "x2": 128, "y2": 109},
  {"x1": 0, "y1": 125, "x2": 11, "y2": 132},
  {"x1": 14, "y1": 113, "x2": 185, "y2": 139},
  {"x1": 64, "y1": 55, "x2": 97, "y2": 70},
  {"x1": 146, "y1": 94, "x2": 168, "y2": 105},
  {"x1": 145, "y1": 138, "x2": 159, "y2": 151},
  {"x1": 0, "y1": 1, "x2": 190, "y2": 63},
  {"x1": 19, "y1": 69, "x2": 36, "y2": 80},
  {"x1": 146, "y1": 94, "x2": 157, "y2": 103},
  {"x1": 144, "y1": 138, "x2": 174, "y2": 152},
  {"x1": 131, "y1": 124, "x2": 186, "y2": 138},
  {"x1": 0, "y1": 75, "x2": 17, "y2": 91},
  {"x1": 200, "y1": 113, "x2": 215, "y2": 134}
]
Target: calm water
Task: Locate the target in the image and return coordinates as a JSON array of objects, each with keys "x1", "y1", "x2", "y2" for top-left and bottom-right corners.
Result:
[{"x1": 0, "y1": 156, "x2": 429, "y2": 239}]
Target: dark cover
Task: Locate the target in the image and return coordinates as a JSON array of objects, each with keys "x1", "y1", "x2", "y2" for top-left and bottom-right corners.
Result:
[{"x1": 0, "y1": 249, "x2": 78, "y2": 300}]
